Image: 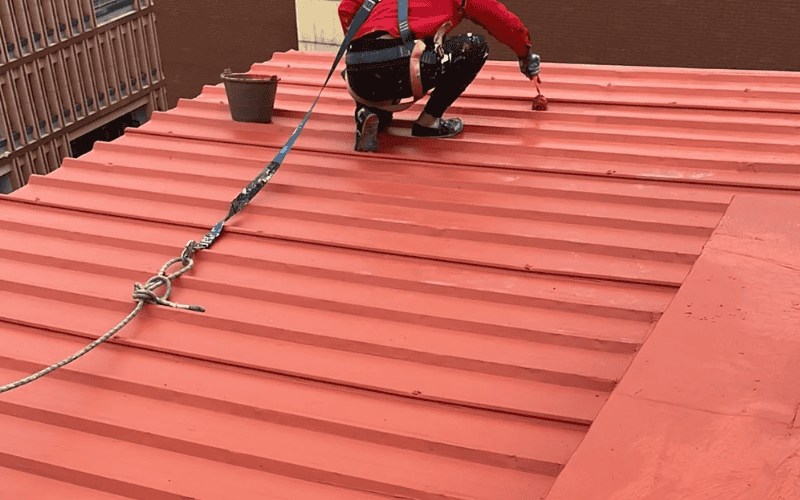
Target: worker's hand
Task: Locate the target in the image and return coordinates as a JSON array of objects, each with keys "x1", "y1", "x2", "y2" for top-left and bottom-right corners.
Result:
[{"x1": 519, "y1": 52, "x2": 541, "y2": 80}]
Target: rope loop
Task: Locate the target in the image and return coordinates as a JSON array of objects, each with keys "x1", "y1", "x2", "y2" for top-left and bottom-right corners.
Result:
[
  {"x1": 133, "y1": 251, "x2": 205, "y2": 313},
  {"x1": 158, "y1": 256, "x2": 183, "y2": 279},
  {"x1": 181, "y1": 239, "x2": 198, "y2": 266}
]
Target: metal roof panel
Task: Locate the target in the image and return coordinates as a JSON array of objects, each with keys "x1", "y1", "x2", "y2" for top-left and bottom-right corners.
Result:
[{"x1": 1, "y1": 50, "x2": 798, "y2": 499}]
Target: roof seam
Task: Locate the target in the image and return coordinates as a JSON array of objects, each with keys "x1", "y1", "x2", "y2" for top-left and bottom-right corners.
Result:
[
  {"x1": 0, "y1": 195, "x2": 683, "y2": 289},
  {"x1": 538, "y1": 99, "x2": 800, "y2": 116},
  {"x1": 67, "y1": 149, "x2": 736, "y2": 213},
  {"x1": 125, "y1": 128, "x2": 800, "y2": 193},
  {"x1": 272, "y1": 78, "x2": 800, "y2": 115},
  {"x1": 0, "y1": 319, "x2": 595, "y2": 427},
  {"x1": 618, "y1": 393, "x2": 793, "y2": 428}
]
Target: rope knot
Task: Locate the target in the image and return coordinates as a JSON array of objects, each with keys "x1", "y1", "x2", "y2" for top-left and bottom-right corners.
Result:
[
  {"x1": 132, "y1": 253, "x2": 206, "y2": 313},
  {"x1": 133, "y1": 274, "x2": 173, "y2": 305}
]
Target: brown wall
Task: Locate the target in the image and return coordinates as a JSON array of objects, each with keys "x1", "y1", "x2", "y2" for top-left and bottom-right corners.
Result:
[
  {"x1": 455, "y1": 0, "x2": 800, "y2": 71},
  {"x1": 153, "y1": 0, "x2": 298, "y2": 109},
  {"x1": 153, "y1": 0, "x2": 798, "y2": 109}
]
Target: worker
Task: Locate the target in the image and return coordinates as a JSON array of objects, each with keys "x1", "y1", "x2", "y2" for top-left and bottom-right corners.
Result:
[{"x1": 339, "y1": 0, "x2": 540, "y2": 152}]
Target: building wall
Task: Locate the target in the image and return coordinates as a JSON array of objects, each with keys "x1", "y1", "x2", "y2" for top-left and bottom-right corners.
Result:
[
  {"x1": 153, "y1": 0, "x2": 299, "y2": 109},
  {"x1": 152, "y1": 0, "x2": 797, "y2": 115},
  {"x1": 462, "y1": 0, "x2": 800, "y2": 70},
  {"x1": 0, "y1": 0, "x2": 167, "y2": 193},
  {"x1": 296, "y1": 0, "x2": 800, "y2": 72},
  {"x1": 295, "y1": 0, "x2": 342, "y2": 53}
]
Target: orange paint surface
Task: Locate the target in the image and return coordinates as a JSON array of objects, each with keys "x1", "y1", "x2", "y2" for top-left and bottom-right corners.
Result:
[
  {"x1": 1, "y1": 51, "x2": 799, "y2": 499},
  {"x1": 546, "y1": 195, "x2": 800, "y2": 499}
]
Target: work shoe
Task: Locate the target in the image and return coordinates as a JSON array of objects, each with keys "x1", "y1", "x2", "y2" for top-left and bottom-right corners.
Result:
[
  {"x1": 411, "y1": 117, "x2": 464, "y2": 138},
  {"x1": 355, "y1": 109, "x2": 380, "y2": 152}
]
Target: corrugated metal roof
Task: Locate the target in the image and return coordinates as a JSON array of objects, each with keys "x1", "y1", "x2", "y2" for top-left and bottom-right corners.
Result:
[{"x1": 0, "y1": 50, "x2": 797, "y2": 499}]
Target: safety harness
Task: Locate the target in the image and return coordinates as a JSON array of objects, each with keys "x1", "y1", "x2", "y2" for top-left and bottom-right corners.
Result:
[{"x1": 344, "y1": 0, "x2": 451, "y2": 112}]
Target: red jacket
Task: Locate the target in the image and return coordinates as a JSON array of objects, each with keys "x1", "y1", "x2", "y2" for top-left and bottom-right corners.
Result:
[{"x1": 338, "y1": 0, "x2": 531, "y2": 58}]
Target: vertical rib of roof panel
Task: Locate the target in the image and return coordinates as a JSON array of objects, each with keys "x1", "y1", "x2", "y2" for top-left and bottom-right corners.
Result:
[{"x1": 4, "y1": 50, "x2": 800, "y2": 499}]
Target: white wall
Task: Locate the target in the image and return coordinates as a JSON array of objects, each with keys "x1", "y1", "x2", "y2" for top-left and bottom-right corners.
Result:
[{"x1": 295, "y1": 0, "x2": 345, "y2": 52}]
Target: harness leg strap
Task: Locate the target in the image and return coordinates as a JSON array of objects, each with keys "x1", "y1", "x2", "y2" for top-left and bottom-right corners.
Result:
[{"x1": 409, "y1": 40, "x2": 426, "y2": 99}]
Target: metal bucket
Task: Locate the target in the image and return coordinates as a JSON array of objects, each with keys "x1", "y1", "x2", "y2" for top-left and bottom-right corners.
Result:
[{"x1": 221, "y1": 69, "x2": 279, "y2": 123}]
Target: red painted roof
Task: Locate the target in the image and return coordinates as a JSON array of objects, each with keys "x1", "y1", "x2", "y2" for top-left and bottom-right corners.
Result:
[{"x1": 1, "y1": 50, "x2": 799, "y2": 499}]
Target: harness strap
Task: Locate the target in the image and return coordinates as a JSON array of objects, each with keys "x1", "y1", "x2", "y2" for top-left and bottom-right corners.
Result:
[
  {"x1": 396, "y1": 0, "x2": 424, "y2": 98},
  {"x1": 344, "y1": 1, "x2": 452, "y2": 113},
  {"x1": 409, "y1": 40, "x2": 426, "y2": 98},
  {"x1": 345, "y1": 44, "x2": 437, "y2": 66},
  {"x1": 397, "y1": 0, "x2": 414, "y2": 47}
]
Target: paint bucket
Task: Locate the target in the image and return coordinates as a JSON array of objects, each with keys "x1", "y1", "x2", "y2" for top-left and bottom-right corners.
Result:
[{"x1": 221, "y1": 69, "x2": 279, "y2": 123}]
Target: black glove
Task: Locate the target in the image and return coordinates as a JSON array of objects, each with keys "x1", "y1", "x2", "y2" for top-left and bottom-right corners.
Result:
[{"x1": 519, "y1": 52, "x2": 541, "y2": 80}]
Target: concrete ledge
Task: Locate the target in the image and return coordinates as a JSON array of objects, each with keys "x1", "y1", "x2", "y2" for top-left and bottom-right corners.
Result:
[{"x1": 546, "y1": 194, "x2": 800, "y2": 500}]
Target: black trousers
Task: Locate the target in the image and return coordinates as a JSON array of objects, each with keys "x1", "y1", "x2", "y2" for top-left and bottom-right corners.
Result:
[{"x1": 346, "y1": 32, "x2": 489, "y2": 127}]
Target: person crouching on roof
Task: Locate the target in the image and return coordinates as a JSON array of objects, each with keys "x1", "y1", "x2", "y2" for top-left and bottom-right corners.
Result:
[{"x1": 339, "y1": 0, "x2": 540, "y2": 152}]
